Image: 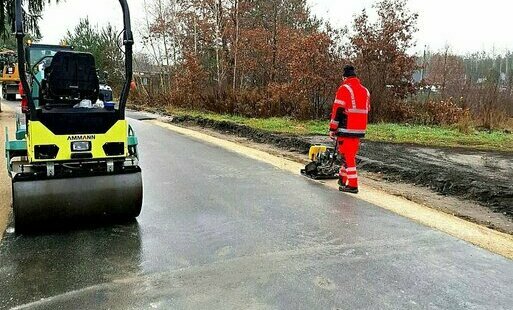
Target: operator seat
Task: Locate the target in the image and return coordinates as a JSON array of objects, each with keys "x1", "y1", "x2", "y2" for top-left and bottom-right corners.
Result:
[{"x1": 42, "y1": 51, "x2": 100, "y2": 105}]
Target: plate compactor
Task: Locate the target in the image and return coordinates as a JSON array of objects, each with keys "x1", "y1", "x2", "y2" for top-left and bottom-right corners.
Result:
[
  {"x1": 301, "y1": 140, "x2": 342, "y2": 180},
  {"x1": 4, "y1": 0, "x2": 142, "y2": 232}
]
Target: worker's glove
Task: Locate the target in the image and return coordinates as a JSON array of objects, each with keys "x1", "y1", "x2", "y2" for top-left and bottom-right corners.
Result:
[{"x1": 329, "y1": 131, "x2": 336, "y2": 140}]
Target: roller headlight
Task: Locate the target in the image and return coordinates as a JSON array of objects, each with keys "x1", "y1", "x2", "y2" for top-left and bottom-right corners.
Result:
[{"x1": 71, "y1": 141, "x2": 91, "y2": 152}]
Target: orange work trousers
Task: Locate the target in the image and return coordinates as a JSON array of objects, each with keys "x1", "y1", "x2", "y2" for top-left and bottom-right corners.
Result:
[{"x1": 337, "y1": 137, "x2": 360, "y2": 188}]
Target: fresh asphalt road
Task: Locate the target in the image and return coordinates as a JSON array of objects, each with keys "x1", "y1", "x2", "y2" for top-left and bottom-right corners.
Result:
[{"x1": 0, "y1": 106, "x2": 512, "y2": 309}]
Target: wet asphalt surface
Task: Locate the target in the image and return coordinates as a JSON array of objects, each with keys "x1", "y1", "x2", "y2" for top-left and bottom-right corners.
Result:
[{"x1": 0, "y1": 108, "x2": 513, "y2": 309}]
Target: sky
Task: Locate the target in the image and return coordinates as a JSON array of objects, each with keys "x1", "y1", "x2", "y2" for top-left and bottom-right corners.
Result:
[{"x1": 39, "y1": 0, "x2": 513, "y2": 55}]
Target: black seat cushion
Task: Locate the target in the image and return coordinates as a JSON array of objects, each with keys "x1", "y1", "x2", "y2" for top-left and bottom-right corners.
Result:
[{"x1": 45, "y1": 51, "x2": 99, "y2": 102}]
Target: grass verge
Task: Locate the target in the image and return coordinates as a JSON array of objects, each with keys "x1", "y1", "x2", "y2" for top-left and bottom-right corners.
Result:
[{"x1": 163, "y1": 107, "x2": 513, "y2": 152}]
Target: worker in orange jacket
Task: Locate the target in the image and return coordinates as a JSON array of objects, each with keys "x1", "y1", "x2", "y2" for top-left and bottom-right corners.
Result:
[{"x1": 329, "y1": 65, "x2": 370, "y2": 194}]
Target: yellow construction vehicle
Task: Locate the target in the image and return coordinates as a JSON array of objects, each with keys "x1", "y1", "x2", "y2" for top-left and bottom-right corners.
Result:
[
  {"x1": 5, "y1": 0, "x2": 143, "y2": 232},
  {"x1": 0, "y1": 49, "x2": 20, "y2": 101}
]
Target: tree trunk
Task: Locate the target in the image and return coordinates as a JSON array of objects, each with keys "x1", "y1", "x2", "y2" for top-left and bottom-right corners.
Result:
[
  {"x1": 214, "y1": 0, "x2": 222, "y2": 99},
  {"x1": 441, "y1": 48, "x2": 448, "y2": 99},
  {"x1": 270, "y1": 1, "x2": 278, "y2": 83},
  {"x1": 232, "y1": 0, "x2": 239, "y2": 91}
]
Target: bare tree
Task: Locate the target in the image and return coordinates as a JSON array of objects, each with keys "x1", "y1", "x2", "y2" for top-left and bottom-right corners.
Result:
[{"x1": 348, "y1": 0, "x2": 419, "y2": 121}]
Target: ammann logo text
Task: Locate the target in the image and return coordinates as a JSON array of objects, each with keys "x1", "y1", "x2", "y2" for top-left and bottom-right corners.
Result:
[{"x1": 67, "y1": 135, "x2": 96, "y2": 141}]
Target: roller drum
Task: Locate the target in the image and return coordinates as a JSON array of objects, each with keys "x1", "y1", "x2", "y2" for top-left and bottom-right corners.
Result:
[{"x1": 12, "y1": 172, "x2": 143, "y2": 232}]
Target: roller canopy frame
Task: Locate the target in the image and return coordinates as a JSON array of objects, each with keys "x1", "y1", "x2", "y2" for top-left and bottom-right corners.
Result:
[
  {"x1": 11, "y1": 0, "x2": 143, "y2": 232},
  {"x1": 15, "y1": 0, "x2": 134, "y2": 120}
]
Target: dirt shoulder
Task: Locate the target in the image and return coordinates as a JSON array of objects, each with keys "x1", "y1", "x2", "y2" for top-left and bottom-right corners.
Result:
[
  {"x1": 357, "y1": 140, "x2": 512, "y2": 216},
  {"x1": 128, "y1": 108, "x2": 513, "y2": 235},
  {"x1": 306, "y1": 135, "x2": 513, "y2": 221},
  {"x1": 0, "y1": 103, "x2": 15, "y2": 240}
]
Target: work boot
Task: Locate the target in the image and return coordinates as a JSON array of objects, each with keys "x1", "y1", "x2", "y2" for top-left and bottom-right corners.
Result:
[
  {"x1": 339, "y1": 185, "x2": 359, "y2": 194},
  {"x1": 338, "y1": 177, "x2": 347, "y2": 187}
]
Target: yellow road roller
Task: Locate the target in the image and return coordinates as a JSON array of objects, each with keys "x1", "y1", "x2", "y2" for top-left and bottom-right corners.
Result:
[{"x1": 5, "y1": 0, "x2": 142, "y2": 232}]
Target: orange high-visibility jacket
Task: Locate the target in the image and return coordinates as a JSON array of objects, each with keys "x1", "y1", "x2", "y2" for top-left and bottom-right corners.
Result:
[{"x1": 329, "y1": 77, "x2": 370, "y2": 138}]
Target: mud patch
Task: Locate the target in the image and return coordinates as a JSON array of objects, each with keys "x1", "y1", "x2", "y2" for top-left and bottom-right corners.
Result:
[{"x1": 357, "y1": 142, "x2": 513, "y2": 219}]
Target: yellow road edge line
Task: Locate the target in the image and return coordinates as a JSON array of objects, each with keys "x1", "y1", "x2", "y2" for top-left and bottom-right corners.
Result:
[{"x1": 150, "y1": 120, "x2": 513, "y2": 260}]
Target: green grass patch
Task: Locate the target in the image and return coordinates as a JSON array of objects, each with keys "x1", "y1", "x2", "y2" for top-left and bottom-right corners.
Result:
[
  {"x1": 167, "y1": 108, "x2": 513, "y2": 152},
  {"x1": 366, "y1": 123, "x2": 513, "y2": 151}
]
